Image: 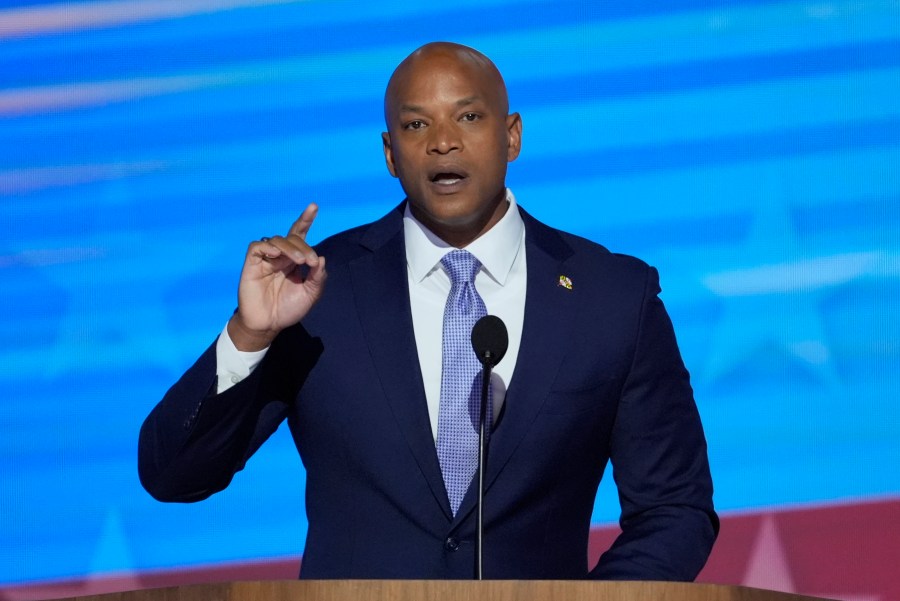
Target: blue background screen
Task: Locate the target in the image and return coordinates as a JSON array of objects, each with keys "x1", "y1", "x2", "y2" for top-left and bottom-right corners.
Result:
[{"x1": 1, "y1": 0, "x2": 898, "y2": 590}]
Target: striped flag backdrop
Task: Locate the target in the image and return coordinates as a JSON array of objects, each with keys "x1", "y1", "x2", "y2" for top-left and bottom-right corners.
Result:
[{"x1": 1, "y1": 1, "x2": 898, "y2": 600}]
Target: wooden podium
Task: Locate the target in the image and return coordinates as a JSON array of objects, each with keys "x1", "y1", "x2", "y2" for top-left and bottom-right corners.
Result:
[{"x1": 49, "y1": 580, "x2": 836, "y2": 601}]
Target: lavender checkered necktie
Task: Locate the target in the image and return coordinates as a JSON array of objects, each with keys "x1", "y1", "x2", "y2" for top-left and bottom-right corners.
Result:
[{"x1": 437, "y1": 249, "x2": 492, "y2": 516}]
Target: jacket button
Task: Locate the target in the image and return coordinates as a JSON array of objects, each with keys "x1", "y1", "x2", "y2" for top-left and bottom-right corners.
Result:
[{"x1": 444, "y1": 537, "x2": 459, "y2": 551}]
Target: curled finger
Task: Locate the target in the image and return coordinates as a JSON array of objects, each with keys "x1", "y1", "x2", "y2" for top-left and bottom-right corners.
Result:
[
  {"x1": 251, "y1": 237, "x2": 282, "y2": 262},
  {"x1": 266, "y1": 234, "x2": 319, "y2": 266}
]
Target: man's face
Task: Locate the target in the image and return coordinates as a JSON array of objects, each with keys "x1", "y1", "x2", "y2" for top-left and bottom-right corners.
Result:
[{"x1": 382, "y1": 48, "x2": 521, "y2": 247}]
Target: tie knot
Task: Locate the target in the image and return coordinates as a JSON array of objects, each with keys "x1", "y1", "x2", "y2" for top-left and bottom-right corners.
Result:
[{"x1": 441, "y1": 249, "x2": 481, "y2": 285}]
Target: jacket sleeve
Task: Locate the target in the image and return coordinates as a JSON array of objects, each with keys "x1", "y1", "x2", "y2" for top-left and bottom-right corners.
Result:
[
  {"x1": 590, "y1": 266, "x2": 718, "y2": 581},
  {"x1": 137, "y1": 323, "x2": 322, "y2": 502}
]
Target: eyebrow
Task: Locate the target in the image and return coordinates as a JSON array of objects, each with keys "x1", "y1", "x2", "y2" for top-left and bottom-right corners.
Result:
[{"x1": 398, "y1": 96, "x2": 482, "y2": 114}]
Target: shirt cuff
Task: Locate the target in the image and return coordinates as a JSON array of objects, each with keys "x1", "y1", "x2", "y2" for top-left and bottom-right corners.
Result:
[{"x1": 215, "y1": 322, "x2": 269, "y2": 394}]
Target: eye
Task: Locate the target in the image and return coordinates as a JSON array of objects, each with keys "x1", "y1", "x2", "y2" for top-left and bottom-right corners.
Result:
[
  {"x1": 404, "y1": 120, "x2": 426, "y2": 130},
  {"x1": 461, "y1": 112, "x2": 480, "y2": 122}
]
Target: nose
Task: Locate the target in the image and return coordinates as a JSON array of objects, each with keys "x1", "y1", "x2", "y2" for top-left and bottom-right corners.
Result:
[{"x1": 427, "y1": 121, "x2": 462, "y2": 155}]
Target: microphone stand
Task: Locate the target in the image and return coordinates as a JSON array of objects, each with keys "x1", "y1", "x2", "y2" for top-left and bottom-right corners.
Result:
[
  {"x1": 470, "y1": 314, "x2": 508, "y2": 581},
  {"x1": 475, "y1": 350, "x2": 494, "y2": 581}
]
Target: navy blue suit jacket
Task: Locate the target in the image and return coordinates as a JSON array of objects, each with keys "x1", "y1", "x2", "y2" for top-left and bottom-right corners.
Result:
[{"x1": 139, "y1": 203, "x2": 717, "y2": 580}]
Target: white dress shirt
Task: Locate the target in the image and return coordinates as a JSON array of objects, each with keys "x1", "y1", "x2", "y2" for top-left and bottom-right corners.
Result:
[{"x1": 216, "y1": 189, "x2": 527, "y2": 440}]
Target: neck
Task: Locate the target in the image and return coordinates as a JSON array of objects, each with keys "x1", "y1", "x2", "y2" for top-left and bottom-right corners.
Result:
[{"x1": 413, "y1": 191, "x2": 509, "y2": 248}]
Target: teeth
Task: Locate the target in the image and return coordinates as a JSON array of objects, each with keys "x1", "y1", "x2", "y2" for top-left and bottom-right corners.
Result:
[{"x1": 433, "y1": 173, "x2": 463, "y2": 184}]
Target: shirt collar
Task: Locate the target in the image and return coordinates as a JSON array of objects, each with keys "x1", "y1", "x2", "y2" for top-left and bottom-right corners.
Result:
[{"x1": 404, "y1": 188, "x2": 525, "y2": 286}]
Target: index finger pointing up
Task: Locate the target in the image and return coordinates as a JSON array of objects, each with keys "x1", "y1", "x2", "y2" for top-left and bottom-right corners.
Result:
[{"x1": 288, "y1": 203, "x2": 319, "y2": 240}]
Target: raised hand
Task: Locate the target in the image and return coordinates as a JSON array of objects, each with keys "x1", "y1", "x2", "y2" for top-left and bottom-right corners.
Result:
[{"x1": 227, "y1": 203, "x2": 327, "y2": 351}]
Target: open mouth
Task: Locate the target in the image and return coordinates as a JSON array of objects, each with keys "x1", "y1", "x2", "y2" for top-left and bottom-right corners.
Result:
[
  {"x1": 431, "y1": 172, "x2": 466, "y2": 185},
  {"x1": 429, "y1": 170, "x2": 468, "y2": 187}
]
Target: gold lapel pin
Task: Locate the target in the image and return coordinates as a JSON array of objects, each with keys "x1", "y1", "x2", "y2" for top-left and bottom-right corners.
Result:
[{"x1": 558, "y1": 275, "x2": 573, "y2": 290}]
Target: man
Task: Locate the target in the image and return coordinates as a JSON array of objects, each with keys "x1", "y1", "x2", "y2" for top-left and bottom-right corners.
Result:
[{"x1": 139, "y1": 42, "x2": 717, "y2": 580}]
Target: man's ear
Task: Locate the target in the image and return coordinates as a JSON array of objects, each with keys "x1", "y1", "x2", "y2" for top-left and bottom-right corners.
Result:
[
  {"x1": 506, "y1": 112, "x2": 522, "y2": 162},
  {"x1": 382, "y1": 131, "x2": 398, "y2": 177}
]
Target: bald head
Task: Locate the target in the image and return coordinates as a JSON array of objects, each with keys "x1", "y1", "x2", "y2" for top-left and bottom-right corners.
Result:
[
  {"x1": 380, "y1": 41, "x2": 521, "y2": 248},
  {"x1": 384, "y1": 42, "x2": 509, "y2": 126}
]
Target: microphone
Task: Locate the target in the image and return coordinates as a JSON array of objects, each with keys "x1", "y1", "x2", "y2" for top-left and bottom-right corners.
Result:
[
  {"x1": 471, "y1": 315, "x2": 508, "y2": 368},
  {"x1": 470, "y1": 315, "x2": 508, "y2": 580}
]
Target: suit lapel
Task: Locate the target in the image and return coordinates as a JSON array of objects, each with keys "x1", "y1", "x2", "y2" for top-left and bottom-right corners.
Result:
[
  {"x1": 453, "y1": 210, "x2": 577, "y2": 524},
  {"x1": 350, "y1": 206, "x2": 453, "y2": 520},
  {"x1": 351, "y1": 205, "x2": 578, "y2": 526}
]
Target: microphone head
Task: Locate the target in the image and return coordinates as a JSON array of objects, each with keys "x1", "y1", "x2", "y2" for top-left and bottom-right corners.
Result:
[{"x1": 471, "y1": 315, "x2": 509, "y2": 368}]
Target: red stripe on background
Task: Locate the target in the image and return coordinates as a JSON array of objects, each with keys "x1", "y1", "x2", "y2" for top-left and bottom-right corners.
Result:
[
  {"x1": 591, "y1": 497, "x2": 900, "y2": 599},
  {"x1": 699, "y1": 497, "x2": 900, "y2": 600},
  {"x1": 3, "y1": 497, "x2": 898, "y2": 601},
  {"x1": 0, "y1": 558, "x2": 301, "y2": 601}
]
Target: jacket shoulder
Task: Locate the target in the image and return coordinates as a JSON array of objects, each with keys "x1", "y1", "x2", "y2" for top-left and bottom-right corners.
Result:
[
  {"x1": 521, "y1": 208, "x2": 654, "y2": 282},
  {"x1": 311, "y1": 203, "x2": 405, "y2": 266}
]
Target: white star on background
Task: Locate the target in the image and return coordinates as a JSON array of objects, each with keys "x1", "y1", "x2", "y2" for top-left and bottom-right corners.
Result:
[
  {"x1": 8, "y1": 231, "x2": 229, "y2": 379},
  {"x1": 743, "y1": 513, "x2": 880, "y2": 601},
  {"x1": 694, "y1": 198, "x2": 850, "y2": 390}
]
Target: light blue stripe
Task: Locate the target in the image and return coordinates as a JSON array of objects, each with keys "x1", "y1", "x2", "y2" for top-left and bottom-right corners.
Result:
[
  {"x1": 3, "y1": 2, "x2": 897, "y2": 92},
  {"x1": 515, "y1": 145, "x2": 900, "y2": 229},
  {"x1": 0, "y1": 0, "x2": 539, "y2": 63}
]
